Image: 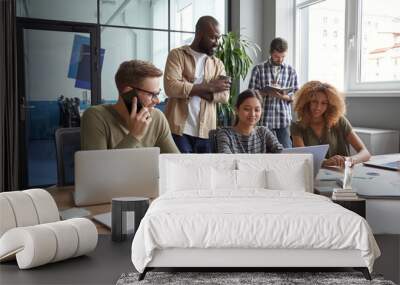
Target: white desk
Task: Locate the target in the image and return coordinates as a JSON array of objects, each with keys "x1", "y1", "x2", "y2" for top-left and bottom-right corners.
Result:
[{"x1": 316, "y1": 154, "x2": 400, "y2": 234}]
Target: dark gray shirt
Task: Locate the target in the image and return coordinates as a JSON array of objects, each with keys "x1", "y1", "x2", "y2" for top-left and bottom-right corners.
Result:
[{"x1": 216, "y1": 126, "x2": 283, "y2": 154}]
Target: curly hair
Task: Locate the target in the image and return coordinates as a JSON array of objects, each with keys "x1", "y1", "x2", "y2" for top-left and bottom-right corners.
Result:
[{"x1": 293, "y1": 81, "x2": 346, "y2": 128}]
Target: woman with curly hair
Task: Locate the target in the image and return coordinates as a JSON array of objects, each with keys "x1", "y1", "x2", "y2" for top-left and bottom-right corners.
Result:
[
  {"x1": 216, "y1": 89, "x2": 283, "y2": 154},
  {"x1": 291, "y1": 81, "x2": 370, "y2": 168}
]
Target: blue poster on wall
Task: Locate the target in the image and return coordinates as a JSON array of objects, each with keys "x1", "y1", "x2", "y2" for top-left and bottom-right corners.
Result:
[{"x1": 68, "y1": 35, "x2": 105, "y2": 90}]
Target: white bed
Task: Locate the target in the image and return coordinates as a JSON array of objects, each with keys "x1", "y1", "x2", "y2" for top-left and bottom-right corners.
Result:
[{"x1": 131, "y1": 154, "x2": 380, "y2": 280}]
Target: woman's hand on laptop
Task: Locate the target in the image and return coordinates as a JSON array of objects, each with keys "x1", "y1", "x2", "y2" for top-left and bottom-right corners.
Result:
[
  {"x1": 128, "y1": 97, "x2": 152, "y2": 141},
  {"x1": 322, "y1": 155, "x2": 347, "y2": 168}
]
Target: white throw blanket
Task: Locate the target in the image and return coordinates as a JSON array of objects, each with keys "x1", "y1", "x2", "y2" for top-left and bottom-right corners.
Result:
[{"x1": 131, "y1": 190, "x2": 380, "y2": 272}]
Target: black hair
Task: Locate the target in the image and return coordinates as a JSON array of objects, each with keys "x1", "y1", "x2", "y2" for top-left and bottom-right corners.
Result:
[
  {"x1": 233, "y1": 89, "x2": 263, "y2": 125},
  {"x1": 269, "y1": 37, "x2": 288, "y2": 54},
  {"x1": 195, "y1": 15, "x2": 219, "y2": 33}
]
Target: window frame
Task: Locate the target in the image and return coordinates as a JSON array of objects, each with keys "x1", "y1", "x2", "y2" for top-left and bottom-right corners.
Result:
[{"x1": 296, "y1": 0, "x2": 400, "y2": 96}]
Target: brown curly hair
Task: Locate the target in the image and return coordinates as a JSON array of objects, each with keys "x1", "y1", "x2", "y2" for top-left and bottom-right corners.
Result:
[{"x1": 293, "y1": 81, "x2": 346, "y2": 128}]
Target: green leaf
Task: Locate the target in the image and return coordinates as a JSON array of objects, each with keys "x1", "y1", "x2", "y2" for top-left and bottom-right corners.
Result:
[{"x1": 215, "y1": 31, "x2": 260, "y2": 125}]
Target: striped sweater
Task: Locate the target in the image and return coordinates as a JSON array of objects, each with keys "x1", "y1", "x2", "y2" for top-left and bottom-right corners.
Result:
[{"x1": 216, "y1": 126, "x2": 283, "y2": 154}]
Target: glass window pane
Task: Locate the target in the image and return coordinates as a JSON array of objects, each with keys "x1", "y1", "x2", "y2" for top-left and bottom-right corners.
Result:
[
  {"x1": 16, "y1": 0, "x2": 97, "y2": 23},
  {"x1": 299, "y1": 0, "x2": 345, "y2": 89},
  {"x1": 100, "y1": 0, "x2": 168, "y2": 29},
  {"x1": 296, "y1": 0, "x2": 310, "y2": 5},
  {"x1": 22, "y1": 30, "x2": 92, "y2": 186},
  {"x1": 360, "y1": 0, "x2": 400, "y2": 82},
  {"x1": 170, "y1": 0, "x2": 227, "y2": 32},
  {"x1": 101, "y1": 27, "x2": 169, "y2": 103},
  {"x1": 170, "y1": 32, "x2": 195, "y2": 50}
]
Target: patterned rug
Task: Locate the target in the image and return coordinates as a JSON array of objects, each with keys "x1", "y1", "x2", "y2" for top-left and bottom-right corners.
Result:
[{"x1": 116, "y1": 271, "x2": 396, "y2": 285}]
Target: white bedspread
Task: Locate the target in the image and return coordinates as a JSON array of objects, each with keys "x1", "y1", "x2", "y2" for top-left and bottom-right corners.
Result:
[{"x1": 131, "y1": 190, "x2": 380, "y2": 272}]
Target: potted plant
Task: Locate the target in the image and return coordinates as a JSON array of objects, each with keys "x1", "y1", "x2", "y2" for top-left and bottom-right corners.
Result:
[{"x1": 215, "y1": 31, "x2": 260, "y2": 126}]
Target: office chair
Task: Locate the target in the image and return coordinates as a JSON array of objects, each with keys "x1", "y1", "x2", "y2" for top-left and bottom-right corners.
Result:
[
  {"x1": 55, "y1": 127, "x2": 81, "y2": 186},
  {"x1": 209, "y1": 129, "x2": 218, "y2": 153}
]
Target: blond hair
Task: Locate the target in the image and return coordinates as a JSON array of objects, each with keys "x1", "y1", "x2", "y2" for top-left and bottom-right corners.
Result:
[{"x1": 293, "y1": 81, "x2": 346, "y2": 128}]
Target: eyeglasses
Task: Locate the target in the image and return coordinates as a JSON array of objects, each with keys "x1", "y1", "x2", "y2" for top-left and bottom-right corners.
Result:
[{"x1": 132, "y1": 86, "x2": 162, "y2": 99}]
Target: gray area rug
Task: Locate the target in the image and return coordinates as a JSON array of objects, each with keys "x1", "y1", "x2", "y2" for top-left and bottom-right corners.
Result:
[{"x1": 116, "y1": 271, "x2": 396, "y2": 285}]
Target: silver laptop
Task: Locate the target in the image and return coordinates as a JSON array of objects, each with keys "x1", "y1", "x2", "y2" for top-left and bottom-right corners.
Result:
[
  {"x1": 74, "y1": 147, "x2": 160, "y2": 206},
  {"x1": 282, "y1": 144, "x2": 329, "y2": 178}
]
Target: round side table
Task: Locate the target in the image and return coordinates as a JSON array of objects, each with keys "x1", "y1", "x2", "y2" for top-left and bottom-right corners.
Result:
[{"x1": 111, "y1": 197, "x2": 149, "y2": 242}]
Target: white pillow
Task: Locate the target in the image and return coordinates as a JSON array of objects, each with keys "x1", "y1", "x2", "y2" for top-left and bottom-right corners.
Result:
[
  {"x1": 237, "y1": 158, "x2": 310, "y2": 192},
  {"x1": 265, "y1": 162, "x2": 307, "y2": 191},
  {"x1": 236, "y1": 169, "x2": 267, "y2": 189},
  {"x1": 212, "y1": 168, "x2": 237, "y2": 190},
  {"x1": 167, "y1": 162, "x2": 212, "y2": 191}
]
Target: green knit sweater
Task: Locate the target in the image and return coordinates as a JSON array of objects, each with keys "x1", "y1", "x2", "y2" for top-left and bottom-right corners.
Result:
[{"x1": 81, "y1": 104, "x2": 179, "y2": 153}]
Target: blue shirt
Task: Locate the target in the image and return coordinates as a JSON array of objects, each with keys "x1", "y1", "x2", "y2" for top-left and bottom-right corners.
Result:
[{"x1": 248, "y1": 59, "x2": 299, "y2": 129}]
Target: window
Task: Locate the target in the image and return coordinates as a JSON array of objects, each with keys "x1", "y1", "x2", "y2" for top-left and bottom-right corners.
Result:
[
  {"x1": 359, "y1": 0, "x2": 400, "y2": 83},
  {"x1": 177, "y1": 4, "x2": 193, "y2": 32},
  {"x1": 296, "y1": 0, "x2": 400, "y2": 95},
  {"x1": 296, "y1": 0, "x2": 345, "y2": 89},
  {"x1": 101, "y1": 28, "x2": 169, "y2": 103},
  {"x1": 16, "y1": 0, "x2": 97, "y2": 23},
  {"x1": 17, "y1": 0, "x2": 229, "y2": 103},
  {"x1": 100, "y1": 0, "x2": 168, "y2": 29},
  {"x1": 99, "y1": 0, "x2": 227, "y2": 102},
  {"x1": 174, "y1": 4, "x2": 194, "y2": 47},
  {"x1": 170, "y1": 0, "x2": 226, "y2": 33}
]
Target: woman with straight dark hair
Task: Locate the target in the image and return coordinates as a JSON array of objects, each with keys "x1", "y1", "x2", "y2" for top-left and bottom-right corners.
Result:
[{"x1": 216, "y1": 89, "x2": 283, "y2": 153}]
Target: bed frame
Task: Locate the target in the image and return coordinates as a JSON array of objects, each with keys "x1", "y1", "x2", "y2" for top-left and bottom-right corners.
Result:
[
  {"x1": 139, "y1": 248, "x2": 371, "y2": 280},
  {"x1": 137, "y1": 154, "x2": 373, "y2": 281}
]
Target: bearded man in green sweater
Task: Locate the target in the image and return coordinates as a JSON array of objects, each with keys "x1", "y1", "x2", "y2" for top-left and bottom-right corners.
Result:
[{"x1": 81, "y1": 60, "x2": 179, "y2": 153}]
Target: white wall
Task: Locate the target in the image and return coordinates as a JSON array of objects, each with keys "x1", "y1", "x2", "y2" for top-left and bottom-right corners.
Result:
[
  {"x1": 231, "y1": 0, "x2": 264, "y2": 91},
  {"x1": 263, "y1": 0, "x2": 295, "y2": 66},
  {"x1": 232, "y1": 0, "x2": 296, "y2": 92},
  {"x1": 275, "y1": 0, "x2": 295, "y2": 65}
]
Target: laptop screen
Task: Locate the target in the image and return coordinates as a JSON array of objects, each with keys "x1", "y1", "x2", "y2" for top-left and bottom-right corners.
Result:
[{"x1": 282, "y1": 145, "x2": 329, "y2": 177}]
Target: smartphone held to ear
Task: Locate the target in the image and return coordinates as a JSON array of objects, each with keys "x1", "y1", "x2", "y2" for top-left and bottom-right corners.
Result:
[{"x1": 120, "y1": 89, "x2": 142, "y2": 114}]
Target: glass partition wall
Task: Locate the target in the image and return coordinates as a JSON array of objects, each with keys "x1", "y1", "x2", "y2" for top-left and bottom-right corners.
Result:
[{"x1": 16, "y1": 0, "x2": 229, "y2": 187}]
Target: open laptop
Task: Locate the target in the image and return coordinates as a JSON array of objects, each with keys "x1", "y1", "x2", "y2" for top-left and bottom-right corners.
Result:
[
  {"x1": 282, "y1": 144, "x2": 329, "y2": 177},
  {"x1": 74, "y1": 147, "x2": 160, "y2": 206}
]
